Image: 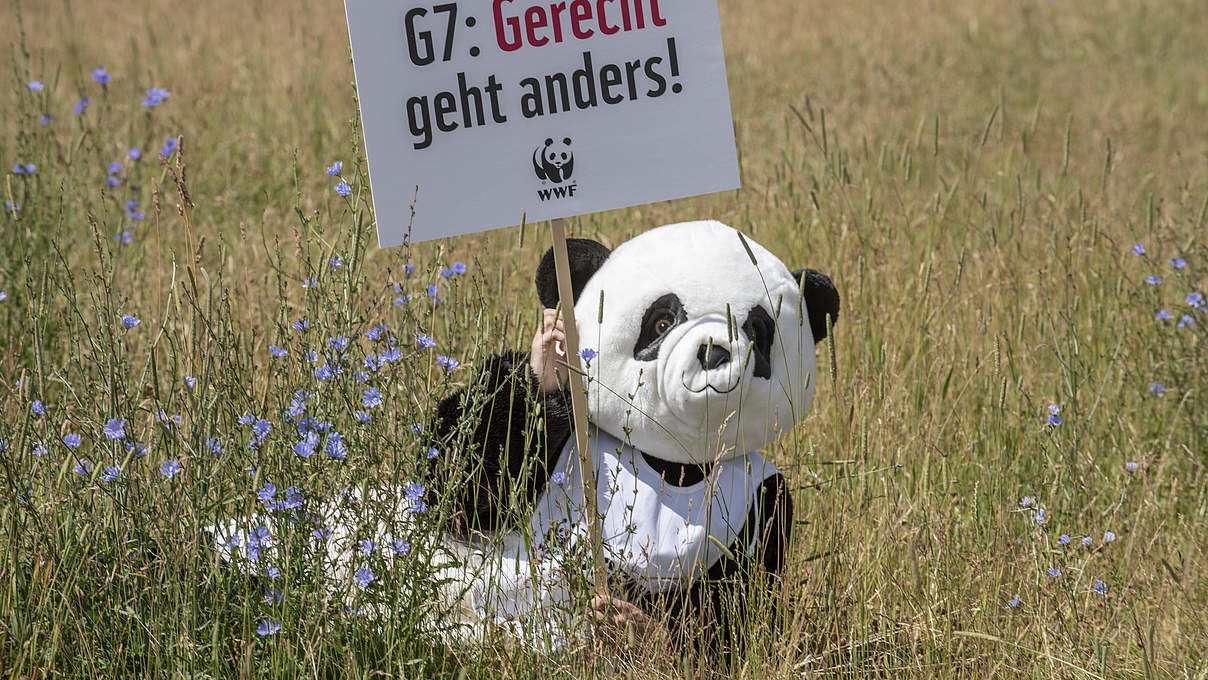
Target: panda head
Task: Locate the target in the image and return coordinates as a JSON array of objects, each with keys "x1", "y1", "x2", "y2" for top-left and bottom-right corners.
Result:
[
  {"x1": 543, "y1": 138, "x2": 572, "y2": 169},
  {"x1": 535, "y1": 220, "x2": 840, "y2": 465}
]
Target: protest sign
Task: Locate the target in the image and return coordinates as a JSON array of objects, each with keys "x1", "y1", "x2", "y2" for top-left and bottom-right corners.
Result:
[{"x1": 345, "y1": 0, "x2": 739, "y2": 245}]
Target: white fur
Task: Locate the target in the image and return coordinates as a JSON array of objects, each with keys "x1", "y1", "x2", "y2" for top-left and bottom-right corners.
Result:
[{"x1": 576, "y1": 220, "x2": 817, "y2": 465}]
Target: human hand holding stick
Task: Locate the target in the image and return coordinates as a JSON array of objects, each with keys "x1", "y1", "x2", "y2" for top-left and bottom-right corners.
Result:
[{"x1": 530, "y1": 308, "x2": 570, "y2": 393}]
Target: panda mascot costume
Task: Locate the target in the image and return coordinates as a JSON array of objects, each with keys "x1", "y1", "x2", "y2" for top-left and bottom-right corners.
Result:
[
  {"x1": 429, "y1": 219, "x2": 839, "y2": 651},
  {"x1": 205, "y1": 220, "x2": 838, "y2": 653}
]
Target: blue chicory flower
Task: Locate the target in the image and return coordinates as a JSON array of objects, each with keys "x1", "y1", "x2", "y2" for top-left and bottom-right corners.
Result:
[
  {"x1": 353, "y1": 567, "x2": 376, "y2": 589},
  {"x1": 92, "y1": 67, "x2": 112, "y2": 84},
  {"x1": 362, "y1": 388, "x2": 383, "y2": 409},
  {"x1": 256, "y1": 619, "x2": 281, "y2": 636},
  {"x1": 252, "y1": 420, "x2": 271, "y2": 440},
  {"x1": 1047, "y1": 404, "x2": 1061, "y2": 426},
  {"x1": 326, "y1": 161, "x2": 342, "y2": 176},
  {"x1": 161, "y1": 460, "x2": 183, "y2": 478},
  {"x1": 324, "y1": 432, "x2": 348, "y2": 459},
  {"x1": 103, "y1": 418, "x2": 126, "y2": 440},
  {"x1": 405, "y1": 482, "x2": 426, "y2": 502},
  {"x1": 64, "y1": 433, "x2": 82, "y2": 448},
  {"x1": 334, "y1": 181, "x2": 351, "y2": 197},
  {"x1": 294, "y1": 432, "x2": 319, "y2": 458},
  {"x1": 73, "y1": 460, "x2": 93, "y2": 476},
  {"x1": 142, "y1": 87, "x2": 171, "y2": 107}
]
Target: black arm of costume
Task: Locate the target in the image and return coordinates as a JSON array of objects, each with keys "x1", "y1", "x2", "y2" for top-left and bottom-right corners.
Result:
[{"x1": 427, "y1": 350, "x2": 574, "y2": 536}]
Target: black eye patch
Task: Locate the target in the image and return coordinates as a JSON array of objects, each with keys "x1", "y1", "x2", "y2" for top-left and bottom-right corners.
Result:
[
  {"x1": 633, "y1": 294, "x2": 687, "y2": 361},
  {"x1": 741, "y1": 306, "x2": 775, "y2": 379}
]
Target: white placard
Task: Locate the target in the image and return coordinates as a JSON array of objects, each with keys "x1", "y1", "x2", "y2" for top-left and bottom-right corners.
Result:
[{"x1": 345, "y1": 0, "x2": 740, "y2": 246}]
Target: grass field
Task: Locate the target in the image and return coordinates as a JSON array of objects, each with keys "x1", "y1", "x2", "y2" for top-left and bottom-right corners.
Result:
[{"x1": 2, "y1": 0, "x2": 1207, "y2": 677}]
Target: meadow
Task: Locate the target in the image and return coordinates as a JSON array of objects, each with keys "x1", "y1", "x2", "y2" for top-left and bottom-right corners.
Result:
[{"x1": 1, "y1": 0, "x2": 1206, "y2": 677}]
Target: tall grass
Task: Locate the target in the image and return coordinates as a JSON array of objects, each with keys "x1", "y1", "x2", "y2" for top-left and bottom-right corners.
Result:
[{"x1": 2, "y1": 0, "x2": 1206, "y2": 677}]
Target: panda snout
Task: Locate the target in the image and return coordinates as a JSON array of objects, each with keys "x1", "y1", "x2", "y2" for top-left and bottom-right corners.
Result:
[{"x1": 696, "y1": 343, "x2": 731, "y2": 371}]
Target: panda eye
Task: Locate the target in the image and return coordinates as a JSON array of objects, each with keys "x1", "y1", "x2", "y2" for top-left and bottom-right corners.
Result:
[{"x1": 633, "y1": 294, "x2": 687, "y2": 361}]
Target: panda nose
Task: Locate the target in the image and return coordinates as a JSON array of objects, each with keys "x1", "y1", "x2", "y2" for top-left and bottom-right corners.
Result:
[{"x1": 697, "y1": 344, "x2": 731, "y2": 371}]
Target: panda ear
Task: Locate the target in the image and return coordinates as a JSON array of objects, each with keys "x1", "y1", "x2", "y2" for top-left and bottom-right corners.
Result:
[
  {"x1": 792, "y1": 269, "x2": 840, "y2": 343},
  {"x1": 535, "y1": 239, "x2": 611, "y2": 309},
  {"x1": 544, "y1": 138, "x2": 554, "y2": 147}
]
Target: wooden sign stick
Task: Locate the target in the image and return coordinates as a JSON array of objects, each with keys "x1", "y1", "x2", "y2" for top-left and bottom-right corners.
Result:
[{"x1": 549, "y1": 217, "x2": 608, "y2": 596}]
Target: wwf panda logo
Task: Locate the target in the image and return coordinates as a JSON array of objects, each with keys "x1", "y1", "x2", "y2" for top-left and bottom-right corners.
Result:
[{"x1": 533, "y1": 137, "x2": 574, "y2": 184}]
